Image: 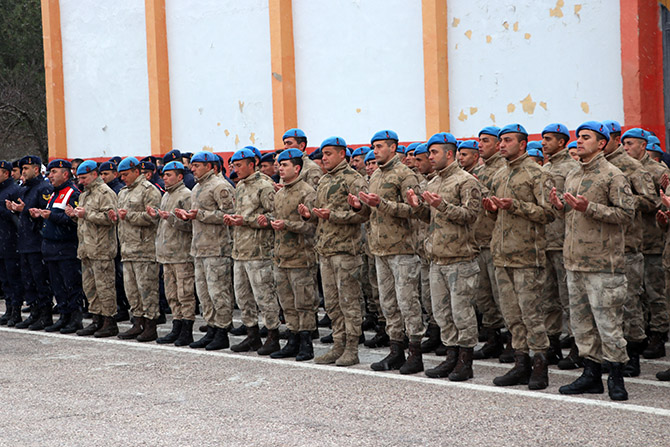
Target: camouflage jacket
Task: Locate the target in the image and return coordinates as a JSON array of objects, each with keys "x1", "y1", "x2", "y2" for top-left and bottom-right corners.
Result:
[
  {"x1": 273, "y1": 176, "x2": 316, "y2": 268},
  {"x1": 190, "y1": 169, "x2": 235, "y2": 258},
  {"x1": 156, "y1": 181, "x2": 192, "y2": 264},
  {"x1": 301, "y1": 153, "x2": 323, "y2": 190},
  {"x1": 472, "y1": 152, "x2": 506, "y2": 248},
  {"x1": 412, "y1": 172, "x2": 436, "y2": 260},
  {"x1": 232, "y1": 171, "x2": 275, "y2": 261},
  {"x1": 117, "y1": 175, "x2": 161, "y2": 262},
  {"x1": 639, "y1": 152, "x2": 668, "y2": 254},
  {"x1": 309, "y1": 159, "x2": 369, "y2": 257},
  {"x1": 489, "y1": 152, "x2": 555, "y2": 268},
  {"x1": 77, "y1": 176, "x2": 118, "y2": 261},
  {"x1": 359, "y1": 155, "x2": 421, "y2": 256},
  {"x1": 543, "y1": 149, "x2": 579, "y2": 251},
  {"x1": 605, "y1": 146, "x2": 656, "y2": 253},
  {"x1": 415, "y1": 162, "x2": 481, "y2": 265},
  {"x1": 561, "y1": 152, "x2": 635, "y2": 273}
]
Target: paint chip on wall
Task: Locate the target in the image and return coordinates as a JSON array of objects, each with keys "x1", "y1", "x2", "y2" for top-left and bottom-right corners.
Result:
[
  {"x1": 458, "y1": 110, "x2": 468, "y2": 121},
  {"x1": 520, "y1": 94, "x2": 536, "y2": 114},
  {"x1": 202, "y1": 145, "x2": 213, "y2": 152},
  {"x1": 452, "y1": 17, "x2": 460, "y2": 27},
  {"x1": 539, "y1": 101, "x2": 547, "y2": 110},
  {"x1": 235, "y1": 134, "x2": 240, "y2": 145},
  {"x1": 507, "y1": 103, "x2": 516, "y2": 113},
  {"x1": 238, "y1": 101, "x2": 245, "y2": 113},
  {"x1": 356, "y1": 108, "x2": 362, "y2": 113},
  {"x1": 550, "y1": 0, "x2": 565, "y2": 18},
  {"x1": 465, "y1": 30, "x2": 472, "y2": 39},
  {"x1": 574, "y1": 4, "x2": 582, "y2": 19},
  {"x1": 470, "y1": 107, "x2": 478, "y2": 115},
  {"x1": 581, "y1": 102, "x2": 590, "y2": 113},
  {"x1": 486, "y1": 35, "x2": 492, "y2": 43},
  {"x1": 503, "y1": 21, "x2": 509, "y2": 30},
  {"x1": 224, "y1": 129, "x2": 230, "y2": 137},
  {"x1": 524, "y1": 33, "x2": 531, "y2": 39},
  {"x1": 490, "y1": 113, "x2": 496, "y2": 123},
  {"x1": 250, "y1": 132, "x2": 256, "y2": 143},
  {"x1": 513, "y1": 22, "x2": 519, "y2": 32}
]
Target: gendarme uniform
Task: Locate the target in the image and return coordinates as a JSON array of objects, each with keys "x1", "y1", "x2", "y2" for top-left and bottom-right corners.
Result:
[{"x1": 0, "y1": 160, "x2": 23, "y2": 326}]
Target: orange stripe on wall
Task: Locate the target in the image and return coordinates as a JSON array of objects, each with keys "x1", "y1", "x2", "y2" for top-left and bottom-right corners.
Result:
[
  {"x1": 145, "y1": 0, "x2": 172, "y2": 157},
  {"x1": 269, "y1": 0, "x2": 298, "y2": 149},
  {"x1": 422, "y1": 0, "x2": 450, "y2": 137},
  {"x1": 41, "y1": 0, "x2": 67, "y2": 160}
]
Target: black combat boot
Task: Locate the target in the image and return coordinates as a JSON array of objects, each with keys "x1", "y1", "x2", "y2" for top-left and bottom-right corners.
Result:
[
  {"x1": 557, "y1": 340, "x2": 584, "y2": 370},
  {"x1": 114, "y1": 307, "x2": 130, "y2": 322},
  {"x1": 7, "y1": 305, "x2": 22, "y2": 327},
  {"x1": 320, "y1": 331, "x2": 334, "y2": 343},
  {"x1": 60, "y1": 308, "x2": 83, "y2": 334},
  {"x1": 642, "y1": 331, "x2": 666, "y2": 359},
  {"x1": 16, "y1": 306, "x2": 39, "y2": 329},
  {"x1": 257, "y1": 328, "x2": 281, "y2": 355},
  {"x1": 271, "y1": 331, "x2": 300, "y2": 359},
  {"x1": 498, "y1": 332, "x2": 515, "y2": 363},
  {"x1": 29, "y1": 305, "x2": 53, "y2": 331},
  {"x1": 296, "y1": 331, "x2": 314, "y2": 361},
  {"x1": 230, "y1": 325, "x2": 262, "y2": 352},
  {"x1": 190, "y1": 325, "x2": 216, "y2": 349},
  {"x1": 493, "y1": 351, "x2": 532, "y2": 386},
  {"x1": 136, "y1": 318, "x2": 158, "y2": 342},
  {"x1": 0, "y1": 306, "x2": 11, "y2": 325},
  {"x1": 77, "y1": 314, "x2": 101, "y2": 336},
  {"x1": 205, "y1": 327, "x2": 230, "y2": 351},
  {"x1": 449, "y1": 347, "x2": 474, "y2": 382},
  {"x1": 528, "y1": 352, "x2": 549, "y2": 390},
  {"x1": 420, "y1": 323, "x2": 442, "y2": 354},
  {"x1": 94, "y1": 316, "x2": 119, "y2": 338},
  {"x1": 546, "y1": 334, "x2": 564, "y2": 365},
  {"x1": 425, "y1": 346, "x2": 459, "y2": 378},
  {"x1": 399, "y1": 341, "x2": 424, "y2": 375},
  {"x1": 318, "y1": 313, "x2": 331, "y2": 328},
  {"x1": 371, "y1": 340, "x2": 406, "y2": 371},
  {"x1": 608, "y1": 362, "x2": 628, "y2": 401},
  {"x1": 473, "y1": 328, "x2": 504, "y2": 360},
  {"x1": 229, "y1": 324, "x2": 247, "y2": 336},
  {"x1": 156, "y1": 320, "x2": 182, "y2": 344},
  {"x1": 435, "y1": 344, "x2": 448, "y2": 356},
  {"x1": 364, "y1": 322, "x2": 390, "y2": 348},
  {"x1": 45, "y1": 312, "x2": 69, "y2": 332},
  {"x1": 623, "y1": 340, "x2": 647, "y2": 377},
  {"x1": 656, "y1": 368, "x2": 670, "y2": 381},
  {"x1": 559, "y1": 359, "x2": 604, "y2": 395},
  {"x1": 174, "y1": 320, "x2": 194, "y2": 346},
  {"x1": 362, "y1": 312, "x2": 378, "y2": 331},
  {"x1": 118, "y1": 316, "x2": 144, "y2": 340},
  {"x1": 560, "y1": 335, "x2": 574, "y2": 349}
]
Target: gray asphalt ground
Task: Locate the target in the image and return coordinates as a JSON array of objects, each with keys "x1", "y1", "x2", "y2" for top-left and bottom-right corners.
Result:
[{"x1": 1, "y1": 307, "x2": 669, "y2": 446}]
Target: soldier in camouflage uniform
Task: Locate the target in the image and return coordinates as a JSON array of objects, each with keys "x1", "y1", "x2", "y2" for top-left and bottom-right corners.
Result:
[
  {"x1": 263, "y1": 149, "x2": 318, "y2": 361},
  {"x1": 67, "y1": 160, "x2": 119, "y2": 338},
  {"x1": 408, "y1": 134, "x2": 482, "y2": 382},
  {"x1": 224, "y1": 148, "x2": 280, "y2": 356},
  {"x1": 349, "y1": 130, "x2": 425, "y2": 375},
  {"x1": 552, "y1": 121, "x2": 634, "y2": 401},
  {"x1": 540, "y1": 123, "x2": 579, "y2": 367},
  {"x1": 622, "y1": 127, "x2": 669, "y2": 359},
  {"x1": 112, "y1": 157, "x2": 162, "y2": 342},
  {"x1": 299, "y1": 136, "x2": 369, "y2": 366},
  {"x1": 283, "y1": 128, "x2": 323, "y2": 190},
  {"x1": 175, "y1": 151, "x2": 236, "y2": 351},
  {"x1": 483, "y1": 124, "x2": 555, "y2": 391},
  {"x1": 150, "y1": 161, "x2": 195, "y2": 347},
  {"x1": 654, "y1": 188, "x2": 670, "y2": 380}
]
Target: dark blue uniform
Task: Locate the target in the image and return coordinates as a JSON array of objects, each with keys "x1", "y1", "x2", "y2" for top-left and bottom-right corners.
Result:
[
  {"x1": 0, "y1": 177, "x2": 24, "y2": 312},
  {"x1": 105, "y1": 177, "x2": 129, "y2": 320},
  {"x1": 106, "y1": 177, "x2": 125, "y2": 194},
  {"x1": 182, "y1": 168, "x2": 196, "y2": 190}
]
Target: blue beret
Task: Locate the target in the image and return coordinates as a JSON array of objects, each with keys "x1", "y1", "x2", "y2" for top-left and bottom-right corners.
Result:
[
  {"x1": 346, "y1": 148, "x2": 352, "y2": 158},
  {"x1": 308, "y1": 148, "x2": 323, "y2": 160},
  {"x1": 413, "y1": 143, "x2": 428, "y2": 156},
  {"x1": 499, "y1": 124, "x2": 528, "y2": 138},
  {"x1": 542, "y1": 123, "x2": 570, "y2": 138},
  {"x1": 603, "y1": 120, "x2": 622, "y2": 134},
  {"x1": 567, "y1": 141, "x2": 577, "y2": 149},
  {"x1": 364, "y1": 151, "x2": 376, "y2": 163},
  {"x1": 458, "y1": 140, "x2": 479, "y2": 151},
  {"x1": 282, "y1": 128, "x2": 306, "y2": 140},
  {"x1": 163, "y1": 161, "x2": 185, "y2": 172},
  {"x1": 527, "y1": 141, "x2": 543, "y2": 151},
  {"x1": 396, "y1": 145, "x2": 406, "y2": 154},
  {"x1": 576, "y1": 121, "x2": 610, "y2": 142},
  {"x1": 0, "y1": 160, "x2": 13, "y2": 171},
  {"x1": 621, "y1": 128, "x2": 648, "y2": 143},
  {"x1": 648, "y1": 135, "x2": 661, "y2": 146},
  {"x1": 230, "y1": 149, "x2": 257, "y2": 163},
  {"x1": 260, "y1": 152, "x2": 276, "y2": 164},
  {"x1": 76, "y1": 160, "x2": 98, "y2": 175},
  {"x1": 140, "y1": 161, "x2": 156, "y2": 171},
  {"x1": 46, "y1": 159, "x2": 72, "y2": 170},
  {"x1": 406, "y1": 142, "x2": 420, "y2": 153},
  {"x1": 479, "y1": 126, "x2": 501, "y2": 138},
  {"x1": 98, "y1": 161, "x2": 117, "y2": 172},
  {"x1": 108, "y1": 156, "x2": 122, "y2": 165},
  {"x1": 19, "y1": 155, "x2": 41, "y2": 168},
  {"x1": 191, "y1": 151, "x2": 217, "y2": 164},
  {"x1": 243, "y1": 146, "x2": 261, "y2": 159},
  {"x1": 277, "y1": 148, "x2": 303, "y2": 163},
  {"x1": 351, "y1": 147, "x2": 370, "y2": 157},
  {"x1": 527, "y1": 148, "x2": 544, "y2": 159},
  {"x1": 118, "y1": 157, "x2": 140, "y2": 172},
  {"x1": 371, "y1": 130, "x2": 399, "y2": 144},
  {"x1": 427, "y1": 132, "x2": 457, "y2": 148},
  {"x1": 163, "y1": 149, "x2": 182, "y2": 163},
  {"x1": 320, "y1": 136, "x2": 347, "y2": 150},
  {"x1": 646, "y1": 142, "x2": 664, "y2": 154}
]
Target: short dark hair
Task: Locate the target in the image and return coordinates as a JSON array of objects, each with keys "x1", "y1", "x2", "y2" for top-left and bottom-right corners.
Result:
[
  {"x1": 287, "y1": 157, "x2": 304, "y2": 169},
  {"x1": 546, "y1": 132, "x2": 569, "y2": 146}
]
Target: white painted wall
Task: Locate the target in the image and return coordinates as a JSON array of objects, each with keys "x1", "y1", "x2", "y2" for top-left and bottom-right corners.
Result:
[
  {"x1": 60, "y1": 0, "x2": 151, "y2": 159},
  {"x1": 292, "y1": 0, "x2": 426, "y2": 147},
  {"x1": 447, "y1": 0, "x2": 623, "y2": 138},
  {"x1": 166, "y1": 0, "x2": 274, "y2": 153}
]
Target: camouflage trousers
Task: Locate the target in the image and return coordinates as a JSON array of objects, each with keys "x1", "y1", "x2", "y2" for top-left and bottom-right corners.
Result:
[
  {"x1": 123, "y1": 261, "x2": 159, "y2": 320},
  {"x1": 320, "y1": 254, "x2": 363, "y2": 342},
  {"x1": 643, "y1": 254, "x2": 668, "y2": 333},
  {"x1": 162, "y1": 262, "x2": 196, "y2": 321},
  {"x1": 430, "y1": 259, "x2": 480, "y2": 348},
  {"x1": 375, "y1": 254, "x2": 425, "y2": 343},
  {"x1": 194, "y1": 256, "x2": 234, "y2": 329},
  {"x1": 275, "y1": 266, "x2": 317, "y2": 332},
  {"x1": 82, "y1": 258, "x2": 117, "y2": 317},
  {"x1": 623, "y1": 252, "x2": 646, "y2": 343},
  {"x1": 566, "y1": 270, "x2": 628, "y2": 364},
  {"x1": 474, "y1": 248, "x2": 504, "y2": 330},
  {"x1": 361, "y1": 253, "x2": 381, "y2": 319},
  {"x1": 420, "y1": 256, "x2": 435, "y2": 325},
  {"x1": 542, "y1": 250, "x2": 571, "y2": 336},
  {"x1": 495, "y1": 266, "x2": 549, "y2": 353},
  {"x1": 234, "y1": 259, "x2": 280, "y2": 330}
]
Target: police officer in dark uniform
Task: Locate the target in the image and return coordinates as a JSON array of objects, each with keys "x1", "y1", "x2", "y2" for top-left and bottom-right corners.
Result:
[
  {"x1": 141, "y1": 156, "x2": 166, "y2": 191},
  {"x1": 99, "y1": 160, "x2": 125, "y2": 193},
  {"x1": 36, "y1": 159, "x2": 85, "y2": 333},
  {"x1": 0, "y1": 160, "x2": 24, "y2": 326},
  {"x1": 164, "y1": 149, "x2": 195, "y2": 190},
  {"x1": 7, "y1": 155, "x2": 54, "y2": 330}
]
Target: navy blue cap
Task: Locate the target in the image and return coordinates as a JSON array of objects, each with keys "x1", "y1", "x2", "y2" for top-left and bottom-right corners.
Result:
[
  {"x1": 621, "y1": 128, "x2": 649, "y2": 143},
  {"x1": 371, "y1": 130, "x2": 399, "y2": 144},
  {"x1": 108, "y1": 156, "x2": 122, "y2": 165},
  {"x1": 99, "y1": 161, "x2": 117, "y2": 172},
  {"x1": 364, "y1": 151, "x2": 376, "y2": 163},
  {"x1": 603, "y1": 120, "x2": 622, "y2": 134},
  {"x1": 479, "y1": 126, "x2": 501, "y2": 138},
  {"x1": 542, "y1": 123, "x2": 570, "y2": 139},
  {"x1": 576, "y1": 121, "x2": 610, "y2": 142},
  {"x1": 282, "y1": 128, "x2": 306, "y2": 140},
  {"x1": 499, "y1": 124, "x2": 528, "y2": 138},
  {"x1": 277, "y1": 148, "x2": 303, "y2": 163},
  {"x1": 46, "y1": 159, "x2": 72, "y2": 170},
  {"x1": 77, "y1": 160, "x2": 98, "y2": 175},
  {"x1": 19, "y1": 155, "x2": 41, "y2": 168},
  {"x1": 309, "y1": 148, "x2": 323, "y2": 160},
  {"x1": 458, "y1": 140, "x2": 479, "y2": 151},
  {"x1": 260, "y1": 152, "x2": 276, "y2": 164},
  {"x1": 426, "y1": 132, "x2": 457, "y2": 148},
  {"x1": 230, "y1": 148, "x2": 256, "y2": 163},
  {"x1": 182, "y1": 152, "x2": 193, "y2": 160},
  {"x1": 320, "y1": 136, "x2": 347, "y2": 150},
  {"x1": 140, "y1": 161, "x2": 156, "y2": 171},
  {"x1": 0, "y1": 160, "x2": 12, "y2": 171},
  {"x1": 163, "y1": 149, "x2": 182, "y2": 164},
  {"x1": 163, "y1": 161, "x2": 185, "y2": 172},
  {"x1": 191, "y1": 152, "x2": 217, "y2": 163}
]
